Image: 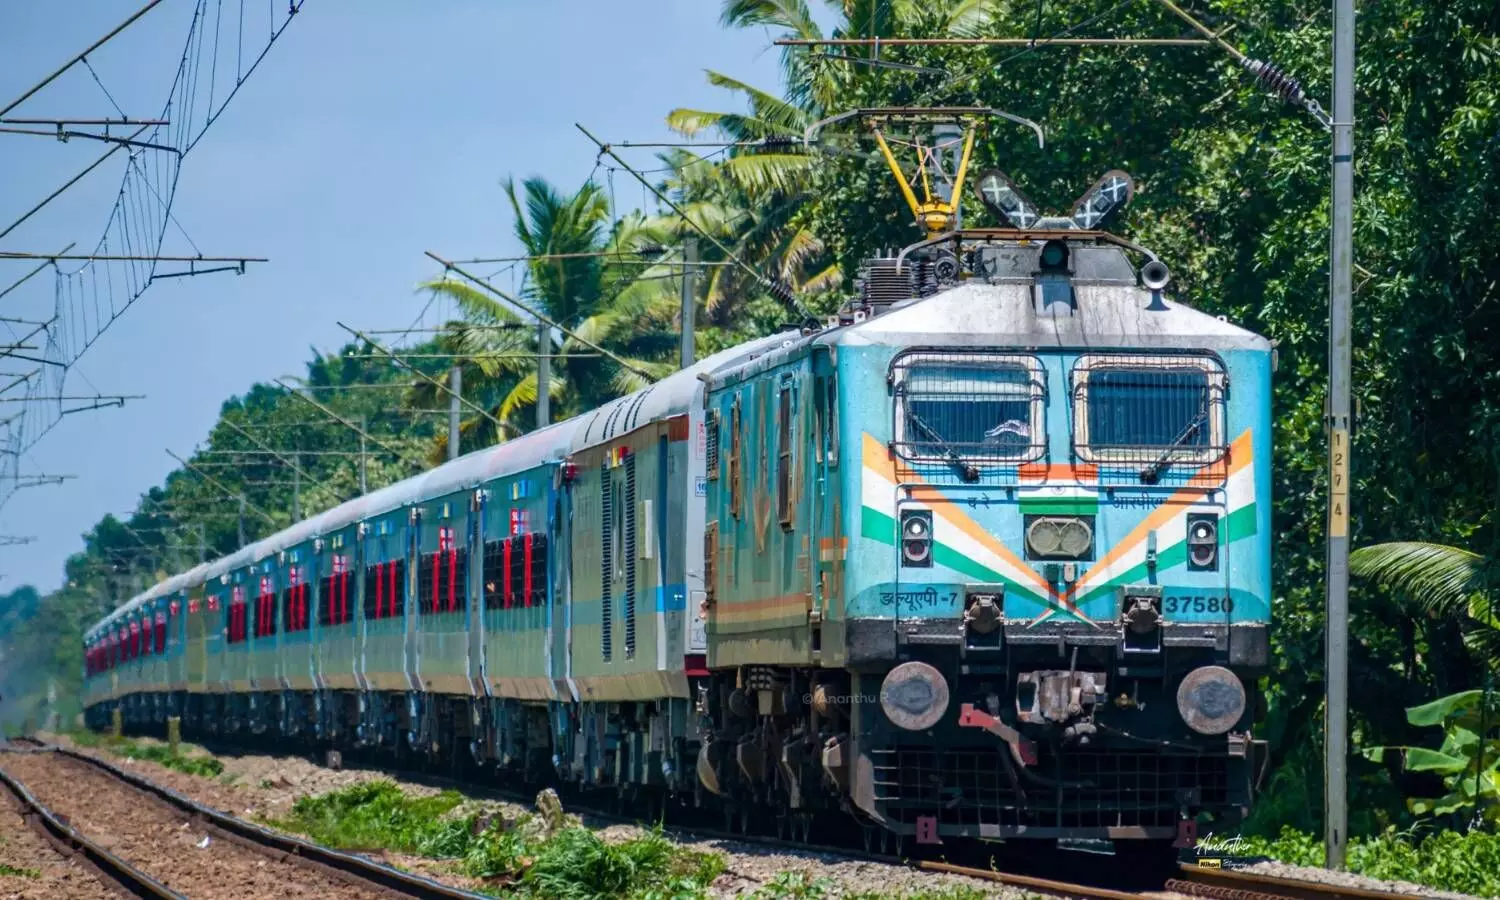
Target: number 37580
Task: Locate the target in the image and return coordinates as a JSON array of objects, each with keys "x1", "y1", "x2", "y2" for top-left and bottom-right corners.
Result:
[{"x1": 1164, "y1": 595, "x2": 1234, "y2": 614}]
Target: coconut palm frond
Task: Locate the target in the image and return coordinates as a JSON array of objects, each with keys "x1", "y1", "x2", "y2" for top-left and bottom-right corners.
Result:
[
  {"x1": 610, "y1": 358, "x2": 678, "y2": 396},
  {"x1": 938, "y1": 0, "x2": 993, "y2": 36},
  {"x1": 704, "y1": 71, "x2": 811, "y2": 132},
  {"x1": 717, "y1": 152, "x2": 816, "y2": 196},
  {"x1": 421, "y1": 279, "x2": 520, "y2": 326},
  {"x1": 797, "y1": 262, "x2": 844, "y2": 295},
  {"x1": 721, "y1": 0, "x2": 821, "y2": 37},
  {"x1": 1350, "y1": 541, "x2": 1490, "y2": 619},
  {"x1": 496, "y1": 375, "x2": 539, "y2": 424},
  {"x1": 777, "y1": 227, "x2": 825, "y2": 283}
]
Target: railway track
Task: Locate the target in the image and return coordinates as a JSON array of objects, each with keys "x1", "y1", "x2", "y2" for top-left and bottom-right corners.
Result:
[
  {"x1": 26, "y1": 735, "x2": 1446, "y2": 900},
  {"x1": 1165, "y1": 864, "x2": 1436, "y2": 900},
  {"x1": 0, "y1": 752, "x2": 179, "y2": 898},
  {"x1": 0, "y1": 742, "x2": 491, "y2": 899}
]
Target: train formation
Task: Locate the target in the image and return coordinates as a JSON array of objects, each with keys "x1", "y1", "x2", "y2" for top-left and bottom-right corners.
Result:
[{"x1": 83, "y1": 159, "x2": 1272, "y2": 853}]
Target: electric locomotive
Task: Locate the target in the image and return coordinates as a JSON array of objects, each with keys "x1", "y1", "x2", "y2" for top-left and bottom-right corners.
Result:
[{"x1": 81, "y1": 113, "x2": 1270, "y2": 855}]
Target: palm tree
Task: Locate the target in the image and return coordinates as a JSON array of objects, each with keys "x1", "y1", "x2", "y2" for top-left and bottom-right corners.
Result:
[
  {"x1": 417, "y1": 177, "x2": 681, "y2": 457},
  {"x1": 648, "y1": 148, "x2": 840, "y2": 334},
  {"x1": 1350, "y1": 542, "x2": 1500, "y2": 663}
]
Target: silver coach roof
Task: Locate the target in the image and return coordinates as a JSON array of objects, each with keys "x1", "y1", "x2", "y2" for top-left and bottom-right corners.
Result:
[
  {"x1": 93, "y1": 417, "x2": 587, "y2": 637},
  {"x1": 569, "y1": 331, "x2": 798, "y2": 451}
]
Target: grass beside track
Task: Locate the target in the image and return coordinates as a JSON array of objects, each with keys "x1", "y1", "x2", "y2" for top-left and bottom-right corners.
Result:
[
  {"x1": 267, "y1": 779, "x2": 724, "y2": 899},
  {"x1": 268, "y1": 781, "x2": 1009, "y2": 900},
  {"x1": 66, "y1": 730, "x2": 225, "y2": 778},
  {"x1": 1237, "y1": 826, "x2": 1500, "y2": 898}
]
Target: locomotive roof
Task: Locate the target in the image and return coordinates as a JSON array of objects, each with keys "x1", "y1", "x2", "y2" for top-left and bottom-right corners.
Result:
[
  {"x1": 706, "y1": 272, "x2": 1269, "y2": 390},
  {"x1": 90, "y1": 330, "x2": 800, "y2": 637},
  {"x1": 828, "y1": 280, "x2": 1270, "y2": 351}
]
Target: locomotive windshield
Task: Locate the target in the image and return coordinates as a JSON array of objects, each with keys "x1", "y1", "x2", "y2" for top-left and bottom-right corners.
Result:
[
  {"x1": 1072, "y1": 354, "x2": 1225, "y2": 463},
  {"x1": 892, "y1": 352, "x2": 1043, "y2": 463}
]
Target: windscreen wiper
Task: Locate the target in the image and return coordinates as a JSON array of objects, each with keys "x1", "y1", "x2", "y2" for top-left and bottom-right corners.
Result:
[
  {"x1": 908, "y1": 411, "x2": 980, "y2": 483},
  {"x1": 1140, "y1": 410, "x2": 1208, "y2": 485}
]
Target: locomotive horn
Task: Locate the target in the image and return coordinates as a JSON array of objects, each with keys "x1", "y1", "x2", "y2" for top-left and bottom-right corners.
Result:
[{"x1": 1140, "y1": 259, "x2": 1171, "y2": 291}]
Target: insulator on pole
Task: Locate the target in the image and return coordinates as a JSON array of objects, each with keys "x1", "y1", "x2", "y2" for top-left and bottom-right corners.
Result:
[{"x1": 1241, "y1": 58, "x2": 1307, "y2": 105}]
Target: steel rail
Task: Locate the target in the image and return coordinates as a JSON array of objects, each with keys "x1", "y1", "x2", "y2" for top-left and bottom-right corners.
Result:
[
  {"x1": 1169, "y1": 863, "x2": 1431, "y2": 900},
  {"x1": 52, "y1": 747, "x2": 493, "y2": 900},
  {"x1": 0, "y1": 749, "x2": 183, "y2": 898},
  {"x1": 919, "y1": 860, "x2": 1146, "y2": 900}
]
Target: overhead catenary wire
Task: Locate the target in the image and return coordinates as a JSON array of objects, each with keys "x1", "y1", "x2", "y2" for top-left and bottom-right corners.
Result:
[
  {"x1": 576, "y1": 123, "x2": 813, "y2": 322},
  {"x1": 216, "y1": 416, "x2": 353, "y2": 506},
  {"x1": 0, "y1": 0, "x2": 168, "y2": 119},
  {"x1": 272, "y1": 377, "x2": 430, "y2": 470},
  {"x1": 334, "y1": 322, "x2": 511, "y2": 433},
  {"x1": 1151, "y1": 0, "x2": 1330, "y2": 128},
  {"x1": 0, "y1": 0, "x2": 306, "y2": 493},
  {"x1": 166, "y1": 448, "x2": 275, "y2": 525},
  {"x1": 413, "y1": 258, "x2": 658, "y2": 381}
]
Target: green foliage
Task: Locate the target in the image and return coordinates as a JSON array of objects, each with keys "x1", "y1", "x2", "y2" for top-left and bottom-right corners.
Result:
[
  {"x1": 272, "y1": 780, "x2": 468, "y2": 854},
  {"x1": 749, "y1": 871, "x2": 832, "y2": 900},
  {"x1": 524, "y1": 826, "x2": 709, "y2": 900},
  {"x1": 0, "y1": 863, "x2": 39, "y2": 879},
  {"x1": 272, "y1": 782, "x2": 725, "y2": 899},
  {"x1": 73, "y1": 732, "x2": 225, "y2": 778},
  {"x1": 1364, "y1": 689, "x2": 1500, "y2": 826},
  {"x1": 1241, "y1": 825, "x2": 1500, "y2": 898}
]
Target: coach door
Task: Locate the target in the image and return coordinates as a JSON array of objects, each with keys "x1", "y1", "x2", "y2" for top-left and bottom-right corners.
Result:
[
  {"x1": 551, "y1": 465, "x2": 574, "y2": 698},
  {"x1": 403, "y1": 507, "x2": 422, "y2": 693},
  {"x1": 466, "y1": 488, "x2": 487, "y2": 695}
]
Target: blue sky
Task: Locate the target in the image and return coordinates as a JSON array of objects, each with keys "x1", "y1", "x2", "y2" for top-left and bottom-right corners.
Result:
[{"x1": 0, "y1": 1, "x2": 818, "y2": 591}]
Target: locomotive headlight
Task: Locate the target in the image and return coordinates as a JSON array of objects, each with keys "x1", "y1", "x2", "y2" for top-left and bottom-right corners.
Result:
[
  {"x1": 1176, "y1": 665, "x2": 1246, "y2": 735},
  {"x1": 1026, "y1": 516, "x2": 1094, "y2": 560},
  {"x1": 901, "y1": 510, "x2": 933, "y2": 567},
  {"x1": 1186, "y1": 514, "x2": 1219, "y2": 571}
]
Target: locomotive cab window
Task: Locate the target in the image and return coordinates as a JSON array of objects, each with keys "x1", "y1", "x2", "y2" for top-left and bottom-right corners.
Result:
[
  {"x1": 1072, "y1": 354, "x2": 1225, "y2": 464},
  {"x1": 892, "y1": 352, "x2": 1044, "y2": 463}
]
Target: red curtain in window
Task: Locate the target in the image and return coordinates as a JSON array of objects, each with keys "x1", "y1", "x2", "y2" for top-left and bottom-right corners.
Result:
[
  {"x1": 503, "y1": 539, "x2": 514, "y2": 609},
  {"x1": 523, "y1": 534, "x2": 534, "y2": 609}
]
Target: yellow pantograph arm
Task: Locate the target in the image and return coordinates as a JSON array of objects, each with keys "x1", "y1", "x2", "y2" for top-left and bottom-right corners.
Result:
[
  {"x1": 948, "y1": 125, "x2": 977, "y2": 216},
  {"x1": 873, "y1": 128, "x2": 922, "y2": 223}
]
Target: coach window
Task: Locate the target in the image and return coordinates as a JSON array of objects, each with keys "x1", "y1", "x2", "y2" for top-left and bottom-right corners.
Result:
[
  {"x1": 1072, "y1": 354, "x2": 1224, "y2": 465},
  {"x1": 777, "y1": 380, "x2": 794, "y2": 529},
  {"x1": 825, "y1": 373, "x2": 839, "y2": 467},
  {"x1": 612, "y1": 479, "x2": 625, "y2": 582},
  {"x1": 728, "y1": 396, "x2": 742, "y2": 519},
  {"x1": 892, "y1": 352, "x2": 1044, "y2": 464}
]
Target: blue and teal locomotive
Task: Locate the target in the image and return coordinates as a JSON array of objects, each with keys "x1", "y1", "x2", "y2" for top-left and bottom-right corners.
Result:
[{"x1": 83, "y1": 163, "x2": 1270, "y2": 852}]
